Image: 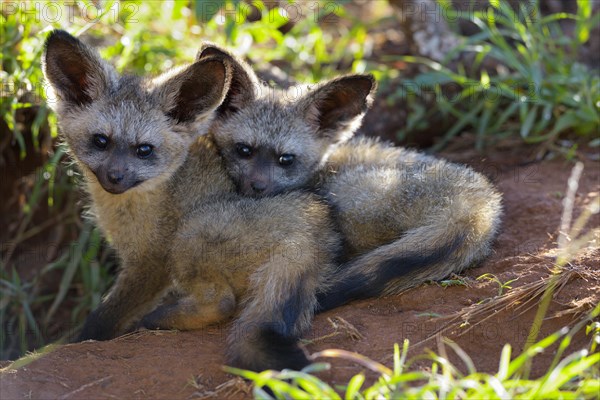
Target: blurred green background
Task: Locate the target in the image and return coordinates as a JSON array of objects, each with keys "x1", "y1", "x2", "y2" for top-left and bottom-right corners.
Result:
[{"x1": 1, "y1": 0, "x2": 598, "y2": 360}]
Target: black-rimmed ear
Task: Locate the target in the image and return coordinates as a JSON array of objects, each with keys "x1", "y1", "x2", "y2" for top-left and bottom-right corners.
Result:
[
  {"x1": 153, "y1": 56, "x2": 232, "y2": 123},
  {"x1": 196, "y1": 43, "x2": 259, "y2": 116},
  {"x1": 196, "y1": 43, "x2": 231, "y2": 61},
  {"x1": 298, "y1": 74, "x2": 376, "y2": 141},
  {"x1": 42, "y1": 30, "x2": 115, "y2": 106}
]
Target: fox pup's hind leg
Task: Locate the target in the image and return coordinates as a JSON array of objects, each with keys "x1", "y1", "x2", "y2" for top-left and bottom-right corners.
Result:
[{"x1": 142, "y1": 279, "x2": 236, "y2": 330}]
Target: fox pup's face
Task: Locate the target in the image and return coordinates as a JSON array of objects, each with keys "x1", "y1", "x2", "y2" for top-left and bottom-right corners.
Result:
[
  {"x1": 43, "y1": 30, "x2": 230, "y2": 194},
  {"x1": 213, "y1": 101, "x2": 327, "y2": 197},
  {"x1": 58, "y1": 89, "x2": 190, "y2": 194},
  {"x1": 196, "y1": 45, "x2": 376, "y2": 197}
]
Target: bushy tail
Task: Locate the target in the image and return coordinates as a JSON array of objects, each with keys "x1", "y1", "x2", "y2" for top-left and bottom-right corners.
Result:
[{"x1": 317, "y1": 197, "x2": 502, "y2": 312}]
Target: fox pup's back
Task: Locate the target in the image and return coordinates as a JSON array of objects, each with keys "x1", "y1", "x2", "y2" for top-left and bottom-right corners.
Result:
[{"x1": 319, "y1": 137, "x2": 500, "y2": 259}]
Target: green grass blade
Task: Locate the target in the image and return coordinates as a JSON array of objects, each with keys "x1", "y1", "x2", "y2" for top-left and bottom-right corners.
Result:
[
  {"x1": 508, "y1": 328, "x2": 566, "y2": 377},
  {"x1": 345, "y1": 373, "x2": 365, "y2": 400},
  {"x1": 45, "y1": 225, "x2": 91, "y2": 324},
  {"x1": 431, "y1": 101, "x2": 485, "y2": 152},
  {"x1": 520, "y1": 105, "x2": 538, "y2": 138},
  {"x1": 576, "y1": 0, "x2": 593, "y2": 43},
  {"x1": 496, "y1": 344, "x2": 512, "y2": 381},
  {"x1": 444, "y1": 339, "x2": 476, "y2": 375},
  {"x1": 280, "y1": 370, "x2": 340, "y2": 399},
  {"x1": 534, "y1": 351, "x2": 599, "y2": 398}
]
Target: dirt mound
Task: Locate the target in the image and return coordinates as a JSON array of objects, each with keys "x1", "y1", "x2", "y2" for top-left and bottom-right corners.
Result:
[{"x1": 2, "y1": 149, "x2": 599, "y2": 400}]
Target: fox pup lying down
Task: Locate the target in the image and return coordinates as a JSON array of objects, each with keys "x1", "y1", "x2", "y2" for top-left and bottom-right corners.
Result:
[
  {"x1": 199, "y1": 45, "x2": 503, "y2": 311},
  {"x1": 43, "y1": 30, "x2": 342, "y2": 371}
]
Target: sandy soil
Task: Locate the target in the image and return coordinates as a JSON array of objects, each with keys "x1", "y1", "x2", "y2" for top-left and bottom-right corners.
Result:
[{"x1": 1, "y1": 147, "x2": 599, "y2": 400}]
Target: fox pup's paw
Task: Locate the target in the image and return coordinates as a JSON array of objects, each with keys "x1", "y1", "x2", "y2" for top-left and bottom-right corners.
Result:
[
  {"x1": 76, "y1": 308, "x2": 118, "y2": 342},
  {"x1": 140, "y1": 308, "x2": 169, "y2": 331},
  {"x1": 227, "y1": 327, "x2": 311, "y2": 372}
]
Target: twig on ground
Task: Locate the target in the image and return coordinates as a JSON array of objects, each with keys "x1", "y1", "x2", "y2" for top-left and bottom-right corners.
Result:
[
  {"x1": 58, "y1": 375, "x2": 112, "y2": 399},
  {"x1": 302, "y1": 316, "x2": 364, "y2": 345},
  {"x1": 190, "y1": 376, "x2": 251, "y2": 399}
]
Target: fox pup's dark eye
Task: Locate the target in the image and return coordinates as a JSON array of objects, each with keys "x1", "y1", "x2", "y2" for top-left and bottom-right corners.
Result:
[
  {"x1": 92, "y1": 134, "x2": 109, "y2": 150},
  {"x1": 279, "y1": 154, "x2": 295, "y2": 166},
  {"x1": 136, "y1": 144, "x2": 154, "y2": 159},
  {"x1": 236, "y1": 143, "x2": 252, "y2": 158}
]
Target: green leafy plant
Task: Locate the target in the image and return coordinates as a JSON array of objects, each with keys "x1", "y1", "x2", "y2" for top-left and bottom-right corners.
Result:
[
  {"x1": 439, "y1": 277, "x2": 468, "y2": 287},
  {"x1": 0, "y1": 268, "x2": 48, "y2": 358},
  {"x1": 477, "y1": 273, "x2": 518, "y2": 296},
  {"x1": 394, "y1": 0, "x2": 600, "y2": 152}
]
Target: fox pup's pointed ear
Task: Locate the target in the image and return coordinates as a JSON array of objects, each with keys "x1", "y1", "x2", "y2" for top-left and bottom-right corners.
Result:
[
  {"x1": 43, "y1": 30, "x2": 115, "y2": 107},
  {"x1": 196, "y1": 43, "x2": 231, "y2": 60},
  {"x1": 197, "y1": 43, "x2": 259, "y2": 117},
  {"x1": 154, "y1": 56, "x2": 232, "y2": 123},
  {"x1": 299, "y1": 74, "x2": 376, "y2": 142}
]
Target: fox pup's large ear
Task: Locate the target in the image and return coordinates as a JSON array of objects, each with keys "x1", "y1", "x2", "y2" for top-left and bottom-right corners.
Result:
[
  {"x1": 43, "y1": 30, "x2": 116, "y2": 107},
  {"x1": 196, "y1": 44, "x2": 259, "y2": 116},
  {"x1": 153, "y1": 56, "x2": 232, "y2": 123},
  {"x1": 298, "y1": 74, "x2": 376, "y2": 142}
]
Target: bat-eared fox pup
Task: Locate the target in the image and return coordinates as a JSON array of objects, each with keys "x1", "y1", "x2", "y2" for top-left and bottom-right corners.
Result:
[
  {"x1": 43, "y1": 30, "x2": 342, "y2": 372},
  {"x1": 201, "y1": 45, "x2": 503, "y2": 312}
]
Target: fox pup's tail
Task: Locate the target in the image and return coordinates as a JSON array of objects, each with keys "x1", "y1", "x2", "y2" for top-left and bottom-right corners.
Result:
[{"x1": 317, "y1": 186, "x2": 502, "y2": 312}]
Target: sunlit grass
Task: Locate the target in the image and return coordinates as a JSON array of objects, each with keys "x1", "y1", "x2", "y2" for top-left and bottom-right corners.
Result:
[
  {"x1": 393, "y1": 0, "x2": 599, "y2": 152},
  {"x1": 228, "y1": 311, "x2": 600, "y2": 400}
]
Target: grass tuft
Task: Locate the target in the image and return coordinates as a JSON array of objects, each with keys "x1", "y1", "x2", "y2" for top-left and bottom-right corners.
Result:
[
  {"x1": 228, "y1": 308, "x2": 599, "y2": 399},
  {"x1": 392, "y1": 0, "x2": 599, "y2": 153}
]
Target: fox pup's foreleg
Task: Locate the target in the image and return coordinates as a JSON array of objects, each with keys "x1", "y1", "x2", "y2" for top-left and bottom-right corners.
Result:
[
  {"x1": 78, "y1": 257, "x2": 171, "y2": 341},
  {"x1": 226, "y1": 250, "x2": 321, "y2": 371}
]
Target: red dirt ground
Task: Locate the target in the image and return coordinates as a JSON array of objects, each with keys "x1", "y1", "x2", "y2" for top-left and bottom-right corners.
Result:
[{"x1": 1, "y1": 145, "x2": 599, "y2": 400}]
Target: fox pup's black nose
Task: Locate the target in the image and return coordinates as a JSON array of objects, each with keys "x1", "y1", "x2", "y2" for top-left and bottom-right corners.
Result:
[
  {"x1": 251, "y1": 181, "x2": 267, "y2": 193},
  {"x1": 107, "y1": 170, "x2": 124, "y2": 184}
]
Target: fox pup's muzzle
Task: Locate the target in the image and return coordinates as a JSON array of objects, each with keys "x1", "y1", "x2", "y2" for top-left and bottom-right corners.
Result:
[{"x1": 95, "y1": 167, "x2": 142, "y2": 194}]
